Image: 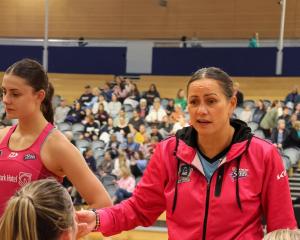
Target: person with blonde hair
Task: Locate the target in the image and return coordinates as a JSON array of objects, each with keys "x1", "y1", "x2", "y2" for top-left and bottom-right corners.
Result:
[
  {"x1": 0, "y1": 178, "x2": 79, "y2": 240},
  {"x1": 263, "y1": 229, "x2": 300, "y2": 240}
]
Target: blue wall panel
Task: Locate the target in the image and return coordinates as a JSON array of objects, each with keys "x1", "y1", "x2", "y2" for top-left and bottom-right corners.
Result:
[
  {"x1": 282, "y1": 47, "x2": 300, "y2": 76},
  {"x1": 48, "y1": 47, "x2": 126, "y2": 74},
  {"x1": 0, "y1": 45, "x2": 43, "y2": 71},
  {"x1": 152, "y1": 47, "x2": 277, "y2": 76}
]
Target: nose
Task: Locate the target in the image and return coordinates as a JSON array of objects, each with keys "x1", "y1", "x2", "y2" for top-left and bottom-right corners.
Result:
[
  {"x1": 196, "y1": 104, "x2": 208, "y2": 115},
  {"x1": 3, "y1": 94, "x2": 11, "y2": 105}
]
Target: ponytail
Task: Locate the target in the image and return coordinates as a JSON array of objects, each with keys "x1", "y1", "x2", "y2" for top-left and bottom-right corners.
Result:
[
  {"x1": 41, "y1": 81, "x2": 54, "y2": 124},
  {"x1": 0, "y1": 196, "x2": 39, "y2": 240}
]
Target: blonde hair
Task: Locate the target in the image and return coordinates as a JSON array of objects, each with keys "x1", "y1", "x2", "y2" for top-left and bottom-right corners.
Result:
[
  {"x1": 293, "y1": 120, "x2": 300, "y2": 130},
  {"x1": 0, "y1": 178, "x2": 74, "y2": 240},
  {"x1": 264, "y1": 229, "x2": 300, "y2": 240},
  {"x1": 120, "y1": 166, "x2": 132, "y2": 178}
]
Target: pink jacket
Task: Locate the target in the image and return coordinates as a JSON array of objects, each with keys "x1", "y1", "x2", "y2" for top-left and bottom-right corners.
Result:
[{"x1": 97, "y1": 120, "x2": 296, "y2": 240}]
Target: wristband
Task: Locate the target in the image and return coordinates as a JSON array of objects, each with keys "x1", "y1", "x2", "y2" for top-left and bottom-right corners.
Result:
[{"x1": 91, "y1": 209, "x2": 100, "y2": 232}]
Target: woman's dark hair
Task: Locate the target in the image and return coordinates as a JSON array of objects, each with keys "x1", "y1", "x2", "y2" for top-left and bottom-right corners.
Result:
[
  {"x1": 187, "y1": 67, "x2": 234, "y2": 100},
  {"x1": 5, "y1": 58, "x2": 54, "y2": 124}
]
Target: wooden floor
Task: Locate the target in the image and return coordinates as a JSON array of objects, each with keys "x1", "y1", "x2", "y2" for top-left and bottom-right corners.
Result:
[{"x1": 0, "y1": 72, "x2": 298, "y2": 104}]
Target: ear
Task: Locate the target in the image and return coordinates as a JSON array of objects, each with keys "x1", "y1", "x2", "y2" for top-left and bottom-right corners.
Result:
[
  {"x1": 229, "y1": 96, "x2": 237, "y2": 116},
  {"x1": 36, "y1": 89, "x2": 46, "y2": 103}
]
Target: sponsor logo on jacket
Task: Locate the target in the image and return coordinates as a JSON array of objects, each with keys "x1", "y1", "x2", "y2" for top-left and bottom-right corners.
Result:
[
  {"x1": 230, "y1": 167, "x2": 249, "y2": 181},
  {"x1": 8, "y1": 152, "x2": 18, "y2": 158},
  {"x1": 18, "y1": 172, "x2": 32, "y2": 186},
  {"x1": 178, "y1": 163, "x2": 193, "y2": 183},
  {"x1": 24, "y1": 153, "x2": 36, "y2": 161}
]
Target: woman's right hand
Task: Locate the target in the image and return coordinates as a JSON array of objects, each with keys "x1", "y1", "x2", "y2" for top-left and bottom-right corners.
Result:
[{"x1": 76, "y1": 210, "x2": 97, "y2": 238}]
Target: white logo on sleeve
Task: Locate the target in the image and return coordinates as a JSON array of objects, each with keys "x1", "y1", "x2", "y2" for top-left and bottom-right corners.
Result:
[
  {"x1": 8, "y1": 152, "x2": 18, "y2": 158},
  {"x1": 277, "y1": 170, "x2": 287, "y2": 180},
  {"x1": 18, "y1": 172, "x2": 32, "y2": 186}
]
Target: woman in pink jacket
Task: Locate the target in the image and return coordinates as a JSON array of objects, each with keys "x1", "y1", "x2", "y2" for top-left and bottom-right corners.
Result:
[{"x1": 77, "y1": 67, "x2": 296, "y2": 240}]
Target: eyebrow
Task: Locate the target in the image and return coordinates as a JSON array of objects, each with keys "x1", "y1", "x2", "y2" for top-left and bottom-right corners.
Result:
[{"x1": 189, "y1": 93, "x2": 218, "y2": 98}]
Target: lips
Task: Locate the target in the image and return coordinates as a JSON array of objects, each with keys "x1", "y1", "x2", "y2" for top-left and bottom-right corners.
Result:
[{"x1": 197, "y1": 119, "x2": 212, "y2": 123}]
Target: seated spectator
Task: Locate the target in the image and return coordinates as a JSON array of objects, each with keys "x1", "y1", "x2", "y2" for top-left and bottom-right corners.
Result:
[
  {"x1": 143, "y1": 83, "x2": 160, "y2": 106},
  {"x1": 134, "y1": 124, "x2": 150, "y2": 144},
  {"x1": 174, "y1": 89, "x2": 187, "y2": 111},
  {"x1": 98, "y1": 152, "x2": 114, "y2": 177},
  {"x1": 94, "y1": 103, "x2": 109, "y2": 126},
  {"x1": 170, "y1": 104, "x2": 185, "y2": 123},
  {"x1": 128, "y1": 110, "x2": 145, "y2": 132},
  {"x1": 112, "y1": 151, "x2": 130, "y2": 177},
  {"x1": 278, "y1": 106, "x2": 291, "y2": 127},
  {"x1": 295, "y1": 102, "x2": 300, "y2": 120},
  {"x1": 78, "y1": 85, "x2": 94, "y2": 106},
  {"x1": 171, "y1": 115, "x2": 189, "y2": 134},
  {"x1": 158, "y1": 115, "x2": 174, "y2": 137},
  {"x1": 130, "y1": 151, "x2": 148, "y2": 178},
  {"x1": 136, "y1": 98, "x2": 149, "y2": 119},
  {"x1": 271, "y1": 119, "x2": 289, "y2": 150},
  {"x1": 283, "y1": 121, "x2": 300, "y2": 149},
  {"x1": 99, "y1": 117, "x2": 115, "y2": 136},
  {"x1": 65, "y1": 101, "x2": 86, "y2": 124},
  {"x1": 113, "y1": 109, "x2": 129, "y2": 127},
  {"x1": 54, "y1": 98, "x2": 70, "y2": 124},
  {"x1": 252, "y1": 99, "x2": 266, "y2": 124},
  {"x1": 126, "y1": 133, "x2": 140, "y2": 157},
  {"x1": 284, "y1": 86, "x2": 299, "y2": 104},
  {"x1": 107, "y1": 134, "x2": 120, "y2": 159},
  {"x1": 84, "y1": 87, "x2": 101, "y2": 109},
  {"x1": 114, "y1": 116, "x2": 130, "y2": 138},
  {"x1": 100, "y1": 82, "x2": 113, "y2": 102},
  {"x1": 123, "y1": 82, "x2": 140, "y2": 108},
  {"x1": 112, "y1": 166, "x2": 136, "y2": 204},
  {"x1": 150, "y1": 123, "x2": 163, "y2": 142},
  {"x1": 239, "y1": 105, "x2": 252, "y2": 123},
  {"x1": 83, "y1": 148, "x2": 97, "y2": 174},
  {"x1": 92, "y1": 94, "x2": 108, "y2": 114},
  {"x1": 145, "y1": 97, "x2": 167, "y2": 124},
  {"x1": 260, "y1": 100, "x2": 280, "y2": 139},
  {"x1": 0, "y1": 179, "x2": 77, "y2": 240},
  {"x1": 82, "y1": 115, "x2": 99, "y2": 141},
  {"x1": 107, "y1": 94, "x2": 122, "y2": 118},
  {"x1": 165, "y1": 99, "x2": 175, "y2": 116}
]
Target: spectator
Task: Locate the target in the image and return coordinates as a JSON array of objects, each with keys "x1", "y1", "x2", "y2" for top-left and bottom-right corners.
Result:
[
  {"x1": 78, "y1": 85, "x2": 93, "y2": 106},
  {"x1": 145, "y1": 97, "x2": 167, "y2": 123},
  {"x1": 248, "y1": 32, "x2": 259, "y2": 48},
  {"x1": 92, "y1": 94, "x2": 108, "y2": 114},
  {"x1": 271, "y1": 119, "x2": 289, "y2": 150},
  {"x1": 112, "y1": 166, "x2": 136, "y2": 204},
  {"x1": 130, "y1": 151, "x2": 148, "y2": 178},
  {"x1": 283, "y1": 121, "x2": 300, "y2": 149},
  {"x1": 260, "y1": 100, "x2": 280, "y2": 138},
  {"x1": 54, "y1": 98, "x2": 70, "y2": 124},
  {"x1": 252, "y1": 99, "x2": 266, "y2": 124},
  {"x1": 284, "y1": 86, "x2": 299, "y2": 104},
  {"x1": 83, "y1": 148, "x2": 97, "y2": 174},
  {"x1": 136, "y1": 98, "x2": 149, "y2": 119},
  {"x1": 128, "y1": 110, "x2": 145, "y2": 132},
  {"x1": 143, "y1": 84, "x2": 160, "y2": 106},
  {"x1": 175, "y1": 89, "x2": 187, "y2": 111},
  {"x1": 107, "y1": 94, "x2": 122, "y2": 118},
  {"x1": 239, "y1": 105, "x2": 252, "y2": 123}
]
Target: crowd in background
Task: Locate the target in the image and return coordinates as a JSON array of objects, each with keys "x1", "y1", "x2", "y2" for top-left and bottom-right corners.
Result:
[{"x1": 1, "y1": 76, "x2": 299, "y2": 205}]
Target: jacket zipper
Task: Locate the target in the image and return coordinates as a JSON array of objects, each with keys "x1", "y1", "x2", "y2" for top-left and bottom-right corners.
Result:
[
  {"x1": 202, "y1": 181, "x2": 211, "y2": 240},
  {"x1": 202, "y1": 163, "x2": 226, "y2": 240}
]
